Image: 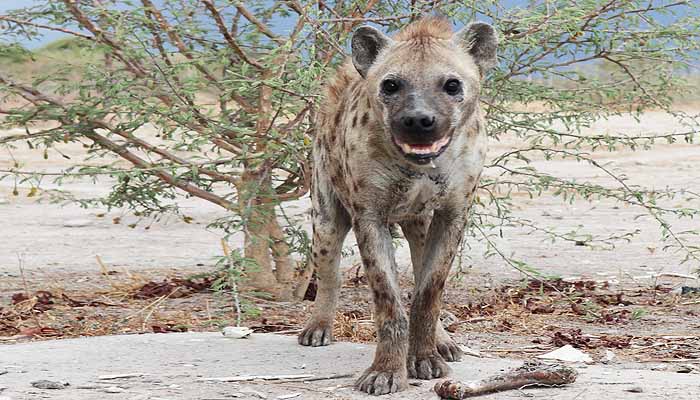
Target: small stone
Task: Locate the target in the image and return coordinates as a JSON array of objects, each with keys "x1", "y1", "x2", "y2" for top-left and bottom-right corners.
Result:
[
  {"x1": 30, "y1": 380, "x2": 69, "y2": 390},
  {"x1": 222, "y1": 326, "x2": 253, "y2": 339},
  {"x1": 459, "y1": 345, "x2": 482, "y2": 358},
  {"x1": 276, "y1": 393, "x2": 301, "y2": 400},
  {"x1": 102, "y1": 386, "x2": 125, "y2": 393},
  {"x1": 537, "y1": 345, "x2": 593, "y2": 363},
  {"x1": 62, "y1": 219, "x2": 92, "y2": 228},
  {"x1": 439, "y1": 310, "x2": 459, "y2": 328},
  {"x1": 681, "y1": 286, "x2": 700, "y2": 296},
  {"x1": 602, "y1": 350, "x2": 616, "y2": 364},
  {"x1": 672, "y1": 364, "x2": 697, "y2": 374},
  {"x1": 626, "y1": 386, "x2": 644, "y2": 393}
]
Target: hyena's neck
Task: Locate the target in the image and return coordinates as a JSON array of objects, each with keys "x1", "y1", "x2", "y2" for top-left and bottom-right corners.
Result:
[{"x1": 343, "y1": 81, "x2": 380, "y2": 140}]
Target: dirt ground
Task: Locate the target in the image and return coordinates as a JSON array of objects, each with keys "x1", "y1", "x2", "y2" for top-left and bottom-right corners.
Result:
[
  {"x1": 1, "y1": 109, "x2": 699, "y2": 398},
  {"x1": 2, "y1": 332, "x2": 700, "y2": 400}
]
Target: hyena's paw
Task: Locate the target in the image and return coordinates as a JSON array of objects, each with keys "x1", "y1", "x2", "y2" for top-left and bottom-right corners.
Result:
[
  {"x1": 407, "y1": 351, "x2": 452, "y2": 380},
  {"x1": 436, "y1": 333, "x2": 464, "y2": 362},
  {"x1": 298, "y1": 319, "x2": 333, "y2": 347},
  {"x1": 355, "y1": 366, "x2": 408, "y2": 395}
]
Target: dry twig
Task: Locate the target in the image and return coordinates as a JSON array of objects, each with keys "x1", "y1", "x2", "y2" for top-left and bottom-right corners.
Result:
[{"x1": 197, "y1": 374, "x2": 314, "y2": 382}]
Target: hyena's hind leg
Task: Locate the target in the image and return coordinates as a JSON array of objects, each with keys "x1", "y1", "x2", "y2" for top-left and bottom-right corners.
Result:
[
  {"x1": 298, "y1": 179, "x2": 350, "y2": 347},
  {"x1": 400, "y1": 216, "x2": 464, "y2": 363}
]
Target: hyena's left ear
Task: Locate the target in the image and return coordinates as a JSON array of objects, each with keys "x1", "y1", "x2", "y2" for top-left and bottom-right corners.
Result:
[
  {"x1": 351, "y1": 26, "x2": 392, "y2": 78},
  {"x1": 454, "y1": 22, "x2": 499, "y2": 76}
]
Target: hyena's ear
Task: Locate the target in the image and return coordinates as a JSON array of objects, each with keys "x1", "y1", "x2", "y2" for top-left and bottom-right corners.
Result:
[
  {"x1": 455, "y1": 22, "x2": 499, "y2": 76},
  {"x1": 351, "y1": 26, "x2": 392, "y2": 78}
]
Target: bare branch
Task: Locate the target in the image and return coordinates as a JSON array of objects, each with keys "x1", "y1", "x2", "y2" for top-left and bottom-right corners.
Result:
[
  {"x1": 83, "y1": 128, "x2": 235, "y2": 209},
  {"x1": 0, "y1": 127, "x2": 62, "y2": 145},
  {"x1": 201, "y1": 0, "x2": 265, "y2": 69},
  {"x1": 0, "y1": 15, "x2": 94, "y2": 40},
  {"x1": 62, "y1": 0, "x2": 148, "y2": 77},
  {"x1": 140, "y1": 0, "x2": 223, "y2": 84},
  {"x1": 233, "y1": 2, "x2": 284, "y2": 44}
]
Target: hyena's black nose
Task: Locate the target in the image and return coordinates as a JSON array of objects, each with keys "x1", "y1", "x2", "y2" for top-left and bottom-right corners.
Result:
[{"x1": 400, "y1": 113, "x2": 436, "y2": 134}]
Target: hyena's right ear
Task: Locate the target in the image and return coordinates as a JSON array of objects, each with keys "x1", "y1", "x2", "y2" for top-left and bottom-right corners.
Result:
[{"x1": 351, "y1": 26, "x2": 392, "y2": 78}]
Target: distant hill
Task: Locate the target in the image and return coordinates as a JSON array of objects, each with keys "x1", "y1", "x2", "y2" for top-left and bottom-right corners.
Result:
[{"x1": 0, "y1": 37, "x2": 102, "y2": 79}]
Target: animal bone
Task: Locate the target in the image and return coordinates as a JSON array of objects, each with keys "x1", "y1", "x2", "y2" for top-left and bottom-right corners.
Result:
[{"x1": 434, "y1": 361, "x2": 577, "y2": 399}]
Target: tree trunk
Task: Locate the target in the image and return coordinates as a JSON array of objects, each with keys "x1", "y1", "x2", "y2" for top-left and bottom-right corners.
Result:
[
  {"x1": 267, "y1": 215, "x2": 297, "y2": 301},
  {"x1": 237, "y1": 169, "x2": 310, "y2": 301}
]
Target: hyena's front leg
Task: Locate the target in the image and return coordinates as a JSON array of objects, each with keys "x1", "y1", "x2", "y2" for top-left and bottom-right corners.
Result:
[
  {"x1": 298, "y1": 184, "x2": 351, "y2": 347},
  {"x1": 407, "y1": 208, "x2": 466, "y2": 380},
  {"x1": 354, "y1": 219, "x2": 409, "y2": 395},
  {"x1": 400, "y1": 217, "x2": 464, "y2": 363}
]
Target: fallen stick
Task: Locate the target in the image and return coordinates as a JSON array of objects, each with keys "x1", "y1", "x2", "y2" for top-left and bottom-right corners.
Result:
[
  {"x1": 654, "y1": 272, "x2": 698, "y2": 280},
  {"x1": 434, "y1": 361, "x2": 578, "y2": 399},
  {"x1": 296, "y1": 373, "x2": 354, "y2": 382},
  {"x1": 251, "y1": 372, "x2": 354, "y2": 383},
  {"x1": 97, "y1": 373, "x2": 146, "y2": 380},
  {"x1": 197, "y1": 374, "x2": 314, "y2": 382}
]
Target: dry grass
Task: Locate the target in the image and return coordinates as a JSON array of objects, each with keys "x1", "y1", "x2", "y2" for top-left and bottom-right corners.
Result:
[{"x1": 1, "y1": 266, "x2": 698, "y2": 365}]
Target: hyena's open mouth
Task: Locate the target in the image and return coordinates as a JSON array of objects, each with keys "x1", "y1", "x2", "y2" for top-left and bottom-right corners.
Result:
[{"x1": 392, "y1": 134, "x2": 452, "y2": 163}]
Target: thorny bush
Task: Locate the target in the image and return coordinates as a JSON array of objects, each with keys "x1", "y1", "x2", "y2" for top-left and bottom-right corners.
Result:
[{"x1": 1, "y1": 1, "x2": 699, "y2": 303}]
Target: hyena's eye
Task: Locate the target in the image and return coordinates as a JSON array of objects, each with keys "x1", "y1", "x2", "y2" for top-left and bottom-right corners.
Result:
[
  {"x1": 443, "y1": 79, "x2": 462, "y2": 95},
  {"x1": 381, "y1": 79, "x2": 400, "y2": 95}
]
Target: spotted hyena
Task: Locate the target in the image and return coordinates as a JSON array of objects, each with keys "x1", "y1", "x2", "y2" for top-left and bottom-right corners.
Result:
[{"x1": 299, "y1": 17, "x2": 498, "y2": 395}]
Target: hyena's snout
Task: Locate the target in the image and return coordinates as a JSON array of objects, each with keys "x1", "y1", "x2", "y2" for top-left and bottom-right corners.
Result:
[
  {"x1": 390, "y1": 108, "x2": 451, "y2": 161},
  {"x1": 393, "y1": 110, "x2": 438, "y2": 140}
]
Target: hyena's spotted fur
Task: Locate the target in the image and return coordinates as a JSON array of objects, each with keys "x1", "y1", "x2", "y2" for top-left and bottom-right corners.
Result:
[{"x1": 299, "y1": 17, "x2": 498, "y2": 395}]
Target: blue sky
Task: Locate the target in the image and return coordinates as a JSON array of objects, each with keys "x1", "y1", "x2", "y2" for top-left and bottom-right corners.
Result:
[
  {"x1": 1, "y1": 0, "x2": 531, "y2": 48},
  {"x1": 0, "y1": 0, "x2": 35, "y2": 10},
  {"x1": 1, "y1": 0, "x2": 67, "y2": 47},
  {"x1": 1, "y1": 1, "x2": 693, "y2": 49}
]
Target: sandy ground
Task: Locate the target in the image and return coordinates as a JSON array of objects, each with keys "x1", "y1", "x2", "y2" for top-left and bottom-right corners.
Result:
[
  {"x1": 1, "y1": 110, "x2": 698, "y2": 282},
  {"x1": 1, "y1": 110, "x2": 699, "y2": 399},
  {"x1": 2, "y1": 332, "x2": 700, "y2": 400}
]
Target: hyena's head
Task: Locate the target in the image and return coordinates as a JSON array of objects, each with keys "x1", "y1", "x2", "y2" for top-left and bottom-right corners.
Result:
[{"x1": 351, "y1": 17, "x2": 497, "y2": 165}]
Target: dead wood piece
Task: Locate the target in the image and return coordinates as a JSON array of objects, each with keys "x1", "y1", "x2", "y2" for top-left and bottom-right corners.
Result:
[
  {"x1": 197, "y1": 374, "x2": 314, "y2": 382},
  {"x1": 97, "y1": 373, "x2": 146, "y2": 380},
  {"x1": 434, "y1": 361, "x2": 578, "y2": 399},
  {"x1": 296, "y1": 373, "x2": 354, "y2": 382}
]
